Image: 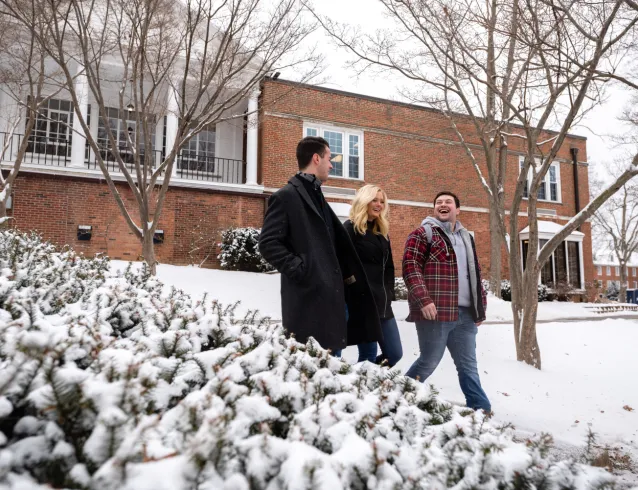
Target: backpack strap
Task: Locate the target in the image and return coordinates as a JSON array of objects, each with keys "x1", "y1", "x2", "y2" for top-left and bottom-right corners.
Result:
[
  {"x1": 422, "y1": 223, "x2": 433, "y2": 244},
  {"x1": 421, "y1": 223, "x2": 433, "y2": 262}
]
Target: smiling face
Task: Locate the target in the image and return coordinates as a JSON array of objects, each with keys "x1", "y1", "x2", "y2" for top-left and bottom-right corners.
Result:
[
  {"x1": 367, "y1": 191, "x2": 385, "y2": 221},
  {"x1": 434, "y1": 194, "x2": 460, "y2": 225}
]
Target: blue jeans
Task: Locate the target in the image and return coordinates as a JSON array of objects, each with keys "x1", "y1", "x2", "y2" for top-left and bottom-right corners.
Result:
[
  {"x1": 405, "y1": 307, "x2": 491, "y2": 412},
  {"x1": 357, "y1": 317, "x2": 403, "y2": 366}
]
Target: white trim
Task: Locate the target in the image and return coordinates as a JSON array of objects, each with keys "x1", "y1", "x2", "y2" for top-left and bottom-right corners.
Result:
[
  {"x1": 303, "y1": 122, "x2": 364, "y2": 181},
  {"x1": 2, "y1": 163, "x2": 264, "y2": 194},
  {"x1": 246, "y1": 89, "x2": 259, "y2": 185},
  {"x1": 578, "y1": 241, "x2": 585, "y2": 290}
]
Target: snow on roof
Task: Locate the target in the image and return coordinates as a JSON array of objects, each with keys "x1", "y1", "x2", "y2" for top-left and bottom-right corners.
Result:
[{"x1": 520, "y1": 220, "x2": 585, "y2": 236}]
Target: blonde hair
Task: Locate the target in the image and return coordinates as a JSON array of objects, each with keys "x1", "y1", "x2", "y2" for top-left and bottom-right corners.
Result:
[{"x1": 350, "y1": 184, "x2": 390, "y2": 238}]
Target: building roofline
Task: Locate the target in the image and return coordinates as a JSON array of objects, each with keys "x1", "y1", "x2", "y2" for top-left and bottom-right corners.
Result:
[{"x1": 263, "y1": 77, "x2": 588, "y2": 142}]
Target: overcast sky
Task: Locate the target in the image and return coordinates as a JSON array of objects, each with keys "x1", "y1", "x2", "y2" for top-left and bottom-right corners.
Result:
[{"x1": 292, "y1": 0, "x2": 636, "y2": 181}]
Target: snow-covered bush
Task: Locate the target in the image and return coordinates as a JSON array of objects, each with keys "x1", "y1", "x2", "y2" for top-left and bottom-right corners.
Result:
[
  {"x1": 491, "y1": 279, "x2": 548, "y2": 302},
  {"x1": 606, "y1": 281, "x2": 619, "y2": 301},
  {"x1": 217, "y1": 227, "x2": 274, "y2": 273},
  {"x1": 0, "y1": 231, "x2": 620, "y2": 489},
  {"x1": 394, "y1": 277, "x2": 407, "y2": 300}
]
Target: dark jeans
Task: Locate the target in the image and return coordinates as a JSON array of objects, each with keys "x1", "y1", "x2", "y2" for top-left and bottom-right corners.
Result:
[
  {"x1": 405, "y1": 307, "x2": 491, "y2": 412},
  {"x1": 357, "y1": 317, "x2": 403, "y2": 366}
]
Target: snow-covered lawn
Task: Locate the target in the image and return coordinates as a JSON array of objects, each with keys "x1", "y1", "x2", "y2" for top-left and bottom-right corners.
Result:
[{"x1": 116, "y1": 262, "x2": 638, "y2": 467}]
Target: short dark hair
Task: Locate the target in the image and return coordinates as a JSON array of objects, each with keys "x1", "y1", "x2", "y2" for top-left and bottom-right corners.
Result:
[
  {"x1": 296, "y1": 136, "x2": 329, "y2": 170},
  {"x1": 434, "y1": 191, "x2": 460, "y2": 208}
]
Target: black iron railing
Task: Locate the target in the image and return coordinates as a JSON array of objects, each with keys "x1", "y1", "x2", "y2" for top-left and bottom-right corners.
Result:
[
  {"x1": 0, "y1": 132, "x2": 70, "y2": 166},
  {"x1": 86, "y1": 148, "x2": 163, "y2": 174},
  {"x1": 176, "y1": 152, "x2": 244, "y2": 184}
]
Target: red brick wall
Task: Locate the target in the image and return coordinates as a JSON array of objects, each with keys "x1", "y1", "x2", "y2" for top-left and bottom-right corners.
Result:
[
  {"x1": 595, "y1": 263, "x2": 638, "y2": 288},
  {"x1": 259, "y1": 79, "x2": 594, "y2": 286},
  {"x1": 9, "y1": 173, "x2": 266, "y2": 267}
]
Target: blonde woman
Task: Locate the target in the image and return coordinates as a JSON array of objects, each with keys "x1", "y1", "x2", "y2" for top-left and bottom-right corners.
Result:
[{"x1": 345, "y1": 185, "x2": 403, "y2": 366}]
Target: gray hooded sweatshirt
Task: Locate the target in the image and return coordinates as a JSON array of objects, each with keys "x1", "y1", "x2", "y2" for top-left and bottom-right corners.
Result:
[{"x1": 421, "y1": 217, "x2": 474, "y2": 308}]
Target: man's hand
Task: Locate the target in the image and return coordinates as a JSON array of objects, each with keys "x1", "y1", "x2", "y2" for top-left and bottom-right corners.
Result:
[
  {"x1": 421, "y1": 303, "x2": 437, "y2": 321},
  {"x1": 476, "y1": 321, "x2": 483, "y2": 327}
]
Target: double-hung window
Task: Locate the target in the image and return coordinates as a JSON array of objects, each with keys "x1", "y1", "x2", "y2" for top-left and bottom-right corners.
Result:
[
  {"x1": 520, "y1": 157, "x2": 561, "y2": 202},
  {"x1": 596, "y1": 266, "x2": 602, "y2": 276},
  {"x1": 304, "y1": 123, "x2": 363, "y2": 179}
]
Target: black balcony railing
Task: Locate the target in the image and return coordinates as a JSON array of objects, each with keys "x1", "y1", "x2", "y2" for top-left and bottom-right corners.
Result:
[
  {"x1": 86, "y1": 148, "x2": 163, "y2": 174},
  {"x1": 0, "y1": 132, "x2": 70, "y2": 166},
  {"x1": 176, "y1": 152, "x2": 244, "y2": 184},
  {"x1": 0, "y1": 132, "x2": 246, "y2": 185}
]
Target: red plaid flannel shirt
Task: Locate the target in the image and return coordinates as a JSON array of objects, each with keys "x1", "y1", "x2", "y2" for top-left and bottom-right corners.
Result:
[{"x1": 402, "y1": 225, "x2": 487, "y2": 322}]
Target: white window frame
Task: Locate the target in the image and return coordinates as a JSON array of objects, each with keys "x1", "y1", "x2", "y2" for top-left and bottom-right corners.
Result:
[
  {"x1": 606, "y1": 266, "x2": 611, "y2": 275},
  {"x1": 27, "y1": 98, "x2": 74, "y2": 158},
  {"x1": 178, "y1": 126, "x2": 217, "y2": 173},
  {"x1": 519, "y1": 156, "x2": 562, "y2": 203},
  {"x1": 633, "y1": 267, "x2": 636, "y2": 277},
  {"x1": 303, "y1": 123, "x2": 364, "y2": 180}
]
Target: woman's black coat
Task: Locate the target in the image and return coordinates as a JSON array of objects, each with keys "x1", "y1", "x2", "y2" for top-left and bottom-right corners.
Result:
[
  {"x1": 258, "y1": 177, "x2": 382, "y2": 351},
  {"x1": 344, "y1": 220, "x2": 395, "y2": 320}
]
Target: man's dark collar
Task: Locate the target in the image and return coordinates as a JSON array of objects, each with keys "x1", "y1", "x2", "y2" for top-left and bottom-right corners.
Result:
[{"x1": 296, "y1": 171, "x2": 322, "y2": 189}]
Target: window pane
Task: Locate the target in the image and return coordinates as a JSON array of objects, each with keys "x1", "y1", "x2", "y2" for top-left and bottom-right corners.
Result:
[
  {"x1": 537, "y1": 181, "x2": 546, "y2": 200},
  {"x1": 324, "y1": 130, "x2": 343, "y2": 176},
  {"x1": 554, "y1": 242, "x2": 567, "y2": 284},
  {"x1": 550, "y1": 182, "x2": 558, "y2": 201},
  {"x1": 521, "y1": 161, "x2": 529, "y2": 198},
  {"x1": 549, "y1": 165, "x2": 557, "y2": 182},
  {"x1": 538, "y1": 239, "x2": 553, "y2": 286},
  {"x1": 522, "y1": 240, "x2": 529, "y2": 271},
  {"x1": 568, "y1": 242, "x2": 580, "y2": 288},
  {"x1": 348, "y1": 134, "x2": 359, "y2": 179},
  {"x1": 306, "y1": 128, "x2": 318, "y2": 137}
]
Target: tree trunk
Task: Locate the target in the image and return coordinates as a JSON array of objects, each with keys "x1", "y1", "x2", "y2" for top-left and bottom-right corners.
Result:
[
  {"x1": 619, "y1": 264, "x2": 627, "y2": 303},
  {"x1": 489, "y1": 208, "x2": 502, "y2": 298},
  {"x1": 513, "y1": 270, "x2": 542, "y2": 369},
  {"x1": 142, "y1": 232, "x2": 157, "y2": 275},
  {"x1": 0, "y1": 200, "x2": 10, "y2": 228}
]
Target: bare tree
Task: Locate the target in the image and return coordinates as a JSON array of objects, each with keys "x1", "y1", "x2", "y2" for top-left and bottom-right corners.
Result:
[
  {"x1": 311, "y1": 0, "x2": 638, "y2": 368},
  {"x1": 592, "y1": 175, "x2": 638, "y2": 303},
  {"x1": 0, "y1": 13, "x2": 64, "y2": 222},
  {"x1": 1, "y1": 0, "x2": 318, "y2": 273}
]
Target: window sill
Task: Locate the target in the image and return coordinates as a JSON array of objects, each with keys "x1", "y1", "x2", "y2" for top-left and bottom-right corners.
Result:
[
  {"x1": 328, "y1": 175, "x2": 364, "y2": 183},
  {"x1": 522, "y1": 197, "x2": 563, "y2": 205}
]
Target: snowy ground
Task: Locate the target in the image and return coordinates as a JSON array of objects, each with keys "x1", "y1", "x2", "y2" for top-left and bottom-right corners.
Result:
[{"x1": 112, "y1": 262, "x2": 638, "y2": 474}]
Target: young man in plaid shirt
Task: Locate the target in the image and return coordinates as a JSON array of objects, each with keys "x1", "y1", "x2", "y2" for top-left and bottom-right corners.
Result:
[{"x1": 402, "y1": 191, "x2": 491, "y2": 413}]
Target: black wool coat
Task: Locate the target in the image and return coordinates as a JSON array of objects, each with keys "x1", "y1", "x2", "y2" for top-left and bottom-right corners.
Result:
[
  {"x1": 344, "y1": 220, "x2": 396, "y2": 320},
  {"x1": 259, "y1": 177, "x2": 382, "y2": 351}
]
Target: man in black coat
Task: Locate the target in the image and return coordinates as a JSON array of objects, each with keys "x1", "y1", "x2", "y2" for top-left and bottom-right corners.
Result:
[{"x1": 259, "y1": 136, "x2": 382, "y2": 355}]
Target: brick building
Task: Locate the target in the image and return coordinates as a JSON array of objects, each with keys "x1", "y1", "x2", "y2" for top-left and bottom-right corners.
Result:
[
  {"x1": 594, "y1": 261, "x2": 638, "y2": 290},
  {"x1": 1, "y1": 78, "x2": 593, "y2": 290}
]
